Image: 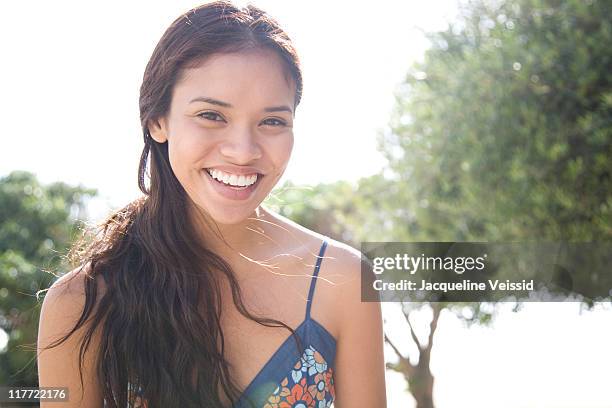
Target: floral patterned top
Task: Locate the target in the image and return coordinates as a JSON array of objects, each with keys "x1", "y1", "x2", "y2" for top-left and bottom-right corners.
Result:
[
  {"x1": 236, "y1": 317, "x2": 336, "y2": 408},
  {"x1": 106, "y1": 240, "x2": 336, "y2": 408}
]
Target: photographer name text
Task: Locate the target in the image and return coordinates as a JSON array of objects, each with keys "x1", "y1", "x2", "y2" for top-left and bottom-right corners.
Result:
[{"x1": 373, "y1": 279, "x2": 534, "y2": 292}]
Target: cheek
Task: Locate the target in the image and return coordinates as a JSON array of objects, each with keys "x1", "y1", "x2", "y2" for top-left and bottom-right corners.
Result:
[
  {"x1": 166, "y1": 133, "x2": 210, "y2": 200},
  {"x1": 167, "y1": 128, "x2": 212, "y2": 173},
  {"x1": 167, "y1": 138, "x2": 191, "y2": 177},
  {"x1": 268, "y1": 134, "x2": 294, "y2": 177},
  {"x1": 284, "y1": 135, "x2": 295, "y2": 158}
]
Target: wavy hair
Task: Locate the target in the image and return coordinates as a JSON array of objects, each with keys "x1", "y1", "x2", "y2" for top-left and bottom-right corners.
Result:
[{"x1": 38, "y1": 2, "x2": 304, "y2": 407}]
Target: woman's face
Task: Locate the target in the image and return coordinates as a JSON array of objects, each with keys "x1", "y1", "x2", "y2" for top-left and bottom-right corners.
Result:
[{"x1": 148, "y1": 49, "x2": 296, "y2": 225}]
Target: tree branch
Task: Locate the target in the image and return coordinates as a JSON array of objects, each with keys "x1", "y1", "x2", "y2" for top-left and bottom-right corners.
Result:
[
  {"x1": 426, "y1": 303, "x2": 442, "y2": 354},
  {"x1": 384, "y1": 332, "x2": 414, "y2": 377},
  {"x1": 402, "y1": 306, "x2": 424, "y2": 352}
]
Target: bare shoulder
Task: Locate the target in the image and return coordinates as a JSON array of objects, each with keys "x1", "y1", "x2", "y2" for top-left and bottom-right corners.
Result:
[
  {"x1": 38, "y1": 264, "x2": 108, "y2": 331},
  {"x1": 313, "y1": 240, "x2": 387, "y2": 407},
  {"x1": 263, "y1": 206, "x2": 362, "y2": 268},
  {"x1": 321, "y1": 238, "x2": 364, "y2": 283},
  {"x1": 267, "y1": 210, "x2": 368, "y2": 293},
  {"x1": 265, "y1": 209, "x2": 363, "y2": 281},
  {"x1": 293, "y1": 235, "x2": 387, "y2": 406},
  {"x1": 37, "y1": 264, "x2": 107, "y2": 407},
  {"x1": 41, "y1": 263, "x2": 106, "y2": 307},
  {"x1": 318, "y1": 239, "x2": 378, "y2": 330},
  {"x1": 263, "y1": 208, "x2": 378, "y2": 334}
]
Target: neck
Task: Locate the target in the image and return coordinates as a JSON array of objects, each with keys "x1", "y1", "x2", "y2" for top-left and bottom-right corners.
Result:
[{"x1": 189, "y1": 204, "x2": 281, "y2": 262}]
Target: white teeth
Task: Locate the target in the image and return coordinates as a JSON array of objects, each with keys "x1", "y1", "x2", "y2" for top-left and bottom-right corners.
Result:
[{"x1": 207, "y1": 168, "x2": 258, "y2": 187}]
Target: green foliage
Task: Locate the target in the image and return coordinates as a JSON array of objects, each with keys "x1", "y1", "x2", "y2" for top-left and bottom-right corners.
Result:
[
  {"x1": 379, "y1": 0, "x2": 612, "y2": 241},
  {"x1": 271, "y1": 0, "x2": 611, "y2": 346},
  {"x1": 0, "y1": 171, "x2": 96, "y2": 385},
  {"x1": 266, "y1": 175, "x2": 401, "y2": 245}
]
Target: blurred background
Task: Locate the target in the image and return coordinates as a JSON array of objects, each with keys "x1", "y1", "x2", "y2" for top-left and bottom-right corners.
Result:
[{"x1": 1, "y1": 0, "x2": 611, "y2": 406}]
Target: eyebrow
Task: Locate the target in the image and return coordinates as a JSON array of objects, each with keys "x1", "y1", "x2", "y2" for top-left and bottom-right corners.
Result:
[{"x1": 189, "y1": 96, "x2": 293, "y2": 114}]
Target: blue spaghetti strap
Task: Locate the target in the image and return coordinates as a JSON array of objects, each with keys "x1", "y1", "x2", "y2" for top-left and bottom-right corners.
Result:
[{"x1": 305, "y1": 239, "x2": 329, "y2": 320}]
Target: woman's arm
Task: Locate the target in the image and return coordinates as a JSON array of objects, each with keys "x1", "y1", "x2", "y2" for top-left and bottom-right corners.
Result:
[
  {"x1": 331, "y1": 245, "x2": 387, "y2": 408},
  {"x1": 37, "y1": 268, "x2": 105, "y2": 408}
]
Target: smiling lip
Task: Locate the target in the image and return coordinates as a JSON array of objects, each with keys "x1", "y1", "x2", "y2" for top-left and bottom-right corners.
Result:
[
  {"x1": 205, "y1": 164, "x2": 264, "y2": 176},
  {"x1": 203, "y1": 168, "x2": 263, "y2": 200}
]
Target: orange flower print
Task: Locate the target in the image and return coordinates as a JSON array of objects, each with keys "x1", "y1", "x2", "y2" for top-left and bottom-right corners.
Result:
[
  {"x1": 307, "y1": 373, "x2": 327, "y2": 401},
  {"x1": 263, "y1": 346, "x2": 334, "y2": 408},
  {"x1": 292, "y1": 356, "x2": 304, "y2": 383},
  {"x1": 280, "y1": 378, "x2": 315, "y2": 408},
  {"x1": 266, "y1": 377, "x2": 292, "y2": 408},
  {"x1": 265, "y1": 397, "x2": 280, "y2": 408},
  {"x1": 324, "y1": 369, "x2": 335, "y2": 401}
]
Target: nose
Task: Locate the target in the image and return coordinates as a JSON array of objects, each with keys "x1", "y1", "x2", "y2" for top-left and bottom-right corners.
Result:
[{"x1": 218, "y1": 126, "x2": 263, "y2": 164}]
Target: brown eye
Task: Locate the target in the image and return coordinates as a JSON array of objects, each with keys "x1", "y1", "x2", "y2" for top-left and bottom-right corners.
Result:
[
  {"x1": 263, "y1": 118, "x2": 287, "y2": 127},
  {"x1": 197, "y1": 111, "x2": 225, "y2": 122}
]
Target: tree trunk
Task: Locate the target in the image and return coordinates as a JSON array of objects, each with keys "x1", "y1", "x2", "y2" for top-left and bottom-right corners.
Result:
[
  {"x1": 408, "y1": 358, "x2": 435, "y2": 408},
  {"x1": 384, "y1": 303, "x2": 442, "y2": 408}
]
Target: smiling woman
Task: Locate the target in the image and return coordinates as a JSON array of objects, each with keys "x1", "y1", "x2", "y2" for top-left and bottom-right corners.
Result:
[
  {"x1": 148, "y1": 50, "x2": 296, "y2": 224},
  {"x1": 35, "y1": 1, "x2": 386, "y2": 408}
]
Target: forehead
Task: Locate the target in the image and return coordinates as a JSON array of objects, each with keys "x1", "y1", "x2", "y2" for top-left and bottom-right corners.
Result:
[{"x1": 172, "y1": 50, "x2": 296, "y2": 108}]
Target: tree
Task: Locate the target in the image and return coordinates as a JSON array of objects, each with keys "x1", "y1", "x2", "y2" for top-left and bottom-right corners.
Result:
[
  {"x1": 378, "y1": 0, "x2": 611, "y2": 405},
  {"x1": 273, "y1": 0, "x2": 611, "y2": 406},
  {"x1": 379, "y1": 0, "x2": 612, "y2": 243},
  {"x1": 0, "y1": 171, "x2": 96, "y2": 385},
  {"x1": 265, "y1": 176, "x2": 399, "y2": 244}
]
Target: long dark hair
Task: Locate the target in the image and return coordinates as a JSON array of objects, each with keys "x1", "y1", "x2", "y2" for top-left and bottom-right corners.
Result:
[{"x1": 38, "y1": 2, "x2": 304, "y2": 407}]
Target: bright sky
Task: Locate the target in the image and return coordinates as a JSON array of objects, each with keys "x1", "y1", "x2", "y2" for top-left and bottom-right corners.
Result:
[
  {"x1": 384, "y1": 302, "x2": 612, "y2": 408},
  {"x1": 2, "y1": 1, "x2": 610, "y2": 406}
]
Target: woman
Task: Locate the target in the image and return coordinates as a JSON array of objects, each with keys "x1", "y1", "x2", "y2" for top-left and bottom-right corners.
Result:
[{"x1": 36, "y1": 2, "x2": 387, "y2": 407}]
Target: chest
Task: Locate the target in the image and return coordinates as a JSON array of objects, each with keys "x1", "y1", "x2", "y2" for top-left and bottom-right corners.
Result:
[
  {"x1": 216, "y1": 264, "x2": 309, "y2": 383},
  {"x1": 213, "y1": 255, "x2": 338, "y2": 406}
]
